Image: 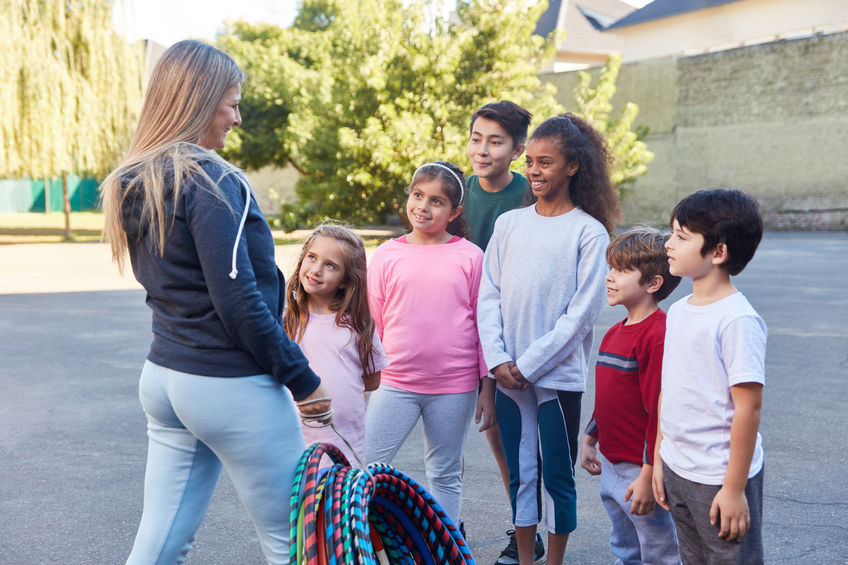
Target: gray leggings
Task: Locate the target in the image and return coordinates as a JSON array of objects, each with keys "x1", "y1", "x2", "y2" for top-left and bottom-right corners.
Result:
[{"x1": 364, "y1": 385, "x2": 477, "y2": 524}]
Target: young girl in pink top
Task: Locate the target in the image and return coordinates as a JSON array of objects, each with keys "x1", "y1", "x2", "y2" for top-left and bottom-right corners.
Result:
[
  {"x1": 365, "y1": 161, "x2": 495, "y2": 527},
  {"x1": 285, "y1": 223, "x2": 390, "y2": 466}
]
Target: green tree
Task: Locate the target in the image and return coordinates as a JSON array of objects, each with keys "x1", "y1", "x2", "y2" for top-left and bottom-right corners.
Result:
[
  {"x1": 0, "y1": 0, "x2": 143, "y2": 237},
  {"x1": 217, "y1": 0, "x2": 563, "y2": 228},
  {"x1": 305, "y1": 0, "x2": 568, "y2": 226},
  {"x1": 573, "y1": 53, "x2": 653, "y2": 188},
  {"x1": 218, "y1": 0, "x2": 652, "y2": 229},
  {"x1": 217, "y1": 22, "x2": 314, "y2": 172}
]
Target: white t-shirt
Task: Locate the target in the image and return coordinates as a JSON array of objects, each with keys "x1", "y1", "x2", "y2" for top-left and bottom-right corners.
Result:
[
  {"x1": 298, "y1": 312, "x2": 389, "y2": 466},
  {"x1": 659, "y1": 292, "x2": 767, "y2": 485}
]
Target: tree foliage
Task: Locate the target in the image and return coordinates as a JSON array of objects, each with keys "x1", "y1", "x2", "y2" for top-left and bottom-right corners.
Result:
[
  {"x1": 217, "y1": 22, "x2": 311, "y2": 172},
  {"x1": 1, "y1": 0, "x2": 144, "y2": 179},
  {"x1": 217, "y1": 0, "x2": 653, "y2": 229},
  {"x1": 1, "y1": 0, "x2": 143, "y2": 235},
  {"x1": 573, "y1": 53, "x2": 653, "y2": 188}
]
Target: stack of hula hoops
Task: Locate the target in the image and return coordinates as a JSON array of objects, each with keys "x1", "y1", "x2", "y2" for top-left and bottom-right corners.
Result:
[{"x1": 290, "y1": 442, "x2": 476, "y2": 565}]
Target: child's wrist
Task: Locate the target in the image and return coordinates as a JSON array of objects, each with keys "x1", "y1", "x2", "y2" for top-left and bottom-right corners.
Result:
[{"x1": 719, "y1": 481, "x2": 747, "y2": 494}]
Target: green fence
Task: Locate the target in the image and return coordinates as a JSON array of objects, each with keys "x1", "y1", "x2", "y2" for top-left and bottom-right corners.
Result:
[{"x1": 0, "y1": 175, "x2": 99, "y2": 213}]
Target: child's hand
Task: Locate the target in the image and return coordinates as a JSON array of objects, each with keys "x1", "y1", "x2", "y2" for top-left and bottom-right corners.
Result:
[
  {"x1": 580, "y1": 435, "x2": 601, "y2": 475},
  {"x1": 625, "y1": 464, "x2": 656, "y2": 515},
  {"x1": 710, "y1": 486, "x2": 750, "y2": 542},
  {"x1": 475, "y1": 377, "x2": 497, "y2": 432},
  {"x1": 508, "y1": 364, "x2": 531, "y2": 390},
  {"x1": 492, "y1": 362, "x2": 524, "y2": 390},
  {"x1": 362, "y1": 371, "x2": 381, "y2": 392},
  {"x1": 652, "y1": 461, "x2": 670, "y2": 511}
]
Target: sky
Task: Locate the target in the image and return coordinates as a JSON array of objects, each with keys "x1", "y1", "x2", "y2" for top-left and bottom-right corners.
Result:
[
  {"x1": 113, "y1": 0, "x2": 653, "y2": 47},
  {"x1": 112, "y1": 0, "x2": 300, "y2": 46}
]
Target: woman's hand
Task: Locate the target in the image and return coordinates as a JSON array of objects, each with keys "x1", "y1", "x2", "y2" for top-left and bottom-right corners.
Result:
[{"x1": 296, "y1": 384, "x2": 332, "y2": 424}]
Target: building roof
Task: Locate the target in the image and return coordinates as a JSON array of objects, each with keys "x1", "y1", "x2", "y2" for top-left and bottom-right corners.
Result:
[
  {"x1": 605, "y1": 0, "x2": 744, "y2": 29},
  {"x1": 567, "y1": 0, "x2": 637, "y2": 50},
  {"x1": 535, "y1": 0, "x2": 636, "y2": 51},
  {"x1": 535, "y1": 0, "x2": 563, "y2": 37}
]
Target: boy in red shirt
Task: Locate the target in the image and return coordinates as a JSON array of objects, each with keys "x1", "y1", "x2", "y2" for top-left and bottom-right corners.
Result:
[{"x1": 581, "y1": 227, "x2": 682, "y2": 564}]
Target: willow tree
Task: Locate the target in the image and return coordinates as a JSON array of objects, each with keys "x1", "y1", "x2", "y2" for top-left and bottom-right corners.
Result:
[{"x1": 1, "y1": 0, "x2": 143, "y2": 238}]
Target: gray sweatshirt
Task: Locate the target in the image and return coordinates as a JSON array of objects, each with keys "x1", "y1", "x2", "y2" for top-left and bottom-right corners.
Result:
[{"x1": 477, "y1": 205, "x2": 609, "y2": 391}]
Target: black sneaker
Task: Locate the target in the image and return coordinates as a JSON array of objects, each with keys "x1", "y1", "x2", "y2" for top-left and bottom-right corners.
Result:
[
  {"x1": 459, "y1": 521, "x2": 467, "y2": 540},
  {"x1": 494, "y1": 530, "x2": 518, "y2": 565},
  {"x1": 494, "y1": 530, "x2": 545, "y2": 565},
  {"x1": 533, "y1": 532, "x2": 545, "y2": 564}
]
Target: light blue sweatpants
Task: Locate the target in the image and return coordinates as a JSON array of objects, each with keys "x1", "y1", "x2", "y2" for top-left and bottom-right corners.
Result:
[
  {"x1": 599, "y1": 453, "x2": 681, "y2": 565},
  {"x1": 126, "y1": 361, "x2": 305, "y2": 565},
  {"x1": 364, "y1": 384, "x2": 477, "y2": 524}
]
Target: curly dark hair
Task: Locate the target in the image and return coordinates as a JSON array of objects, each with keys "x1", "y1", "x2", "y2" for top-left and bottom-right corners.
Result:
[{"x1": 528, "y1": 113, "x2": 620, "y2": 233}]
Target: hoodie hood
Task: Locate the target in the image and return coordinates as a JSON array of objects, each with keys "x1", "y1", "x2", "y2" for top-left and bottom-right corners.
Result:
[{"x1": 119, "y1": 163, "x2": 252, "y2": 281}]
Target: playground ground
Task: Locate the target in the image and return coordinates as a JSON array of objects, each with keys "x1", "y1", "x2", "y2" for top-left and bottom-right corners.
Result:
[{"x1": 1, "y1": 231, "x2": 847, "y2": 564}]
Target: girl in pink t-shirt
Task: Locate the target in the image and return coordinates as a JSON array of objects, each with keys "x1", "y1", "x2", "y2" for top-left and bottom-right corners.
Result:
[
  {"x1": 365, "y1": 161, "x2": 496, "y2": 527},
  {"x1": 284, "y1": 223, "x2": 389, "y2": 466}
]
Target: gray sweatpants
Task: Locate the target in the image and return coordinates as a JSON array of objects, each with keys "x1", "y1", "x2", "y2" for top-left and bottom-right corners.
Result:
[
  {"x1": 662, "y1": 462, "x2": 764, "y2": 565},
  {"x1": 364, "y1": 384, "x2": 477, "y2": 524}
]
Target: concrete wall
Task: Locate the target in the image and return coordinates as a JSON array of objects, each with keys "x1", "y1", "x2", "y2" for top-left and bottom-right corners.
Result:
[{"x1": 544, "y1": 31, "x2": 848, "y2": 229}]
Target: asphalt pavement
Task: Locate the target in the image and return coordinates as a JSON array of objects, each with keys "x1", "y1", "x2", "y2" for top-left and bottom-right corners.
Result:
[{"x1": 1, "y1": 231, "x2": 846, "y2": 564}]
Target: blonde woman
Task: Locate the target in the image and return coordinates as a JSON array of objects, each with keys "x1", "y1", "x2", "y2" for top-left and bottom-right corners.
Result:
[{"x1": 100, "y1": 40, "x2": 330, "y2": 565}]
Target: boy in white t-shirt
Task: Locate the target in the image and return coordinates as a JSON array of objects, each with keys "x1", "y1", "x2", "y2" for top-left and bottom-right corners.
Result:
[{"x1": 652, "y1": 188, "x2": 767, "y2": 564}]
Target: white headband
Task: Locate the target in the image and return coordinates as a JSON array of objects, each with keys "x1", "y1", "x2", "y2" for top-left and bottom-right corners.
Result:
[{"x1": 413, "y1": 162, "x2": 464, "y2": 205}]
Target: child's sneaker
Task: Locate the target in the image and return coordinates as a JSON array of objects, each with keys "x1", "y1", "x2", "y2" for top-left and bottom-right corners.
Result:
[
  {"x1": 533, "y1": 533, "x2": 545, "y2": 563},
  {"x1": 494, "y1": 530, "x2": 545, "y2": 565}
]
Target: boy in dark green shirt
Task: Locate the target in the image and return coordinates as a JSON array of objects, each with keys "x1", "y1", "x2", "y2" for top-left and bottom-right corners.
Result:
[
  {"x1": 465, "y1": 100, "x2": 542, "y2": 565},
  {"x1": 465, "y1": 101, "x2": 532, "y2": 251}
]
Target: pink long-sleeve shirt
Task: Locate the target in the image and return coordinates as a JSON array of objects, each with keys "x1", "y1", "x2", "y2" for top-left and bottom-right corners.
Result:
[{"x1": 367, "y1": 236, "x2": 486, "y2": 394}]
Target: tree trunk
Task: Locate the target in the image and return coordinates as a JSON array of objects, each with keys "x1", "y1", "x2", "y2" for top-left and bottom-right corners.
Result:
[
  {"x1": 44, "y1": 177, "x2": 50, "y2": 213},
  {"x1": 62, "y1": 172, "x2": 72, "y2": 240}
]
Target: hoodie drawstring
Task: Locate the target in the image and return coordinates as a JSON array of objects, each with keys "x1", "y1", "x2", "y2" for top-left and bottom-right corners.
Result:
[{"x1": 229, "y1": 172, "x2": 252, "y2": 280}]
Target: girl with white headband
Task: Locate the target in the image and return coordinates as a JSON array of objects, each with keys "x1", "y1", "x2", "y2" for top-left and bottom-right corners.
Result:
[{"x1": 365, "y1": 160, "x2": 495, "y2": 532}]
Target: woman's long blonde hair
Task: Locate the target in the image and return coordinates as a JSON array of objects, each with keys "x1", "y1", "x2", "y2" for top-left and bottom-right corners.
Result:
[
  {"x1": 100, "y1": 40, "x2": 245, "y2": 271},
  {"x1": 284, "y1": 223, "x2": 379, "y2": 378}
]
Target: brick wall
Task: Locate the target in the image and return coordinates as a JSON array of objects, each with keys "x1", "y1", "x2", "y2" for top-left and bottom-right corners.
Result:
[{"x1": 544, "y1": 32, "x2": 848, "y2": 230}]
